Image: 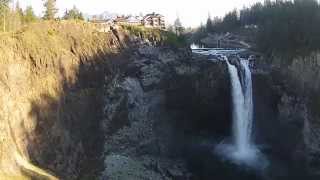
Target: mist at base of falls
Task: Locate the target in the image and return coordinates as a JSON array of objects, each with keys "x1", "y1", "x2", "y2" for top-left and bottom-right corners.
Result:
[{"x1": 214, "y1": 142, "x2": 269, "y2": 170}]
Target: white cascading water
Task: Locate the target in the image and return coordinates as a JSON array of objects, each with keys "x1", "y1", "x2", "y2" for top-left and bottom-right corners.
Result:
[
  {"x1": 241, "y1": 60, "x2": 253, "y2": 149},
  {"x1": 226, "y1": 60, "x2": 253, "y2": 155},
  {"x1": 215, "y1": 57, "x2": 265, "y2": 167}
]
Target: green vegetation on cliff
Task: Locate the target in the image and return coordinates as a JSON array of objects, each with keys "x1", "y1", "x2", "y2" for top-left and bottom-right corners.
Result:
[{"x1": 122, "y1": 25, "x2": 187, "y2": 48}]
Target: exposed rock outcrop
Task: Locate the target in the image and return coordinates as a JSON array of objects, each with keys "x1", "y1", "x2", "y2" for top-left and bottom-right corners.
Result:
[
  {"x1": 101, "y1": 46, "x2": 231, "y2": 179},
  {"x1": 252, "y1": 52, "x2": 320, "y2": 178}
]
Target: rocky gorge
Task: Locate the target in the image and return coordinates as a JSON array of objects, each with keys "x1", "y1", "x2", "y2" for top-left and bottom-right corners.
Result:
[
  {"x1": 1, "y1": 21, "x2": 320, "y2": 180},
  {"x1": 0, "y1": 21, "x2": 231, "y2": 179},
  {"x1": 100, "y1": 44, "x2": 232, "y2": 180},
  {"x1": 99, "y1": 44, "x2": 320, "y2": 180},
  {"x1": 253, "y1": 53, "x2": 320, "y2": 179}
]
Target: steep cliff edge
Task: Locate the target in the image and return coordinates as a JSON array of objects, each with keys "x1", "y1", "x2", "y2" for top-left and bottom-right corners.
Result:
[
  {"x1": 0, "y1": 22, "x2": 126, "y2": 179},
  {"x1": 101, "y1": 47, "x2": 231, "y2": 179},
  {"x1": 275, "y1": 54, "x2": 320, "y2": 176},
  {"x1": 0, "y1": 21, "x2": 206, "y2": 180},
  {"x1": 252, "y1": 53, "x2": 320, "y2": 177},
  {"x1": 6, "y1": 20, "x2": 315, "y2": 180}
]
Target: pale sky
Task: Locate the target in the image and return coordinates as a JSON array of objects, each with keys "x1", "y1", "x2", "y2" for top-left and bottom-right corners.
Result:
[{"x1": 19, "y1": 0, "x2": 264, "y2": 27}]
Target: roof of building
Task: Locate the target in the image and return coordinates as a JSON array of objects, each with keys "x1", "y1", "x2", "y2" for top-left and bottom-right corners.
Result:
[{"x1": 143, "y1": 12, "x2": 164, "y2": 20}]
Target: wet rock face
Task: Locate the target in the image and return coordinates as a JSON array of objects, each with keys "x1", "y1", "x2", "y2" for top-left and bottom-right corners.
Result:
[
  {"x1": 166, "y1": 60, "x2": 231, "y2": 136},
  {"x1": 101, "y1": 46, "x2": 231, "y2": 179}
]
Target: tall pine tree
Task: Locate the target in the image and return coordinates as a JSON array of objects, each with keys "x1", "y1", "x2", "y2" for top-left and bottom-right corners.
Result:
[
  {"x1": 63, "y1": 6, "x2": 84, "y2": 20},
  {"x1": 206, "y1": 14, "x2": 213, "y2": 32},
  {"x1": 24, "y1": 6, "x2": 37, "y2": 23},
  {"x1": 43, "y1": 0, "x2": 57, "y2": 20}
]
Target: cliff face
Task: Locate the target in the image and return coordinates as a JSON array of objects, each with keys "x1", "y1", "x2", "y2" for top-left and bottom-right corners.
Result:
[
  {"x1": 101, "y1": 47, "x2": 231, "y2": 179},
  {"x1": 252, "y1": 53, "x2": 320, "y2": 177},
  {"x1": 1, "y1": 21, "x2": 225, "y2": 180},
  {"x1": 277, "y1": 54, "x2": 320, "y2": 176},
  {"x1": 0, "y1": 22, "x2": 125, "y2": 179},
  {"x1": 6, "y1": 20, "x2": 320, "y2": 180},
  {"x1": 98, "y1": 42, "x2": 320, "y2": 178}
]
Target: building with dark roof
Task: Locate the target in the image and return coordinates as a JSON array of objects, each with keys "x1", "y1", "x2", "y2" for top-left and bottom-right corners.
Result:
[{"x1": 143, "y1": 12, "x2": 165, "y2": 29}]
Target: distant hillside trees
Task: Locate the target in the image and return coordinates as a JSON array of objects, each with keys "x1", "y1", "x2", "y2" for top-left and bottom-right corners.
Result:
[
  {"x1": 201, "y1": 10, "x2": 239, "y2": 35},
  {"x1": 192, "y1": 0, "x2": 320, "y2": 56},
  {"x1": 222, "y1": 10, "x2": 239, "y2": 31},
  {"x1": 43, "y1": 0, "x2": 58, "y2": 20},
  {"x1": 63, "y1": 6, "x2": 84, "y2": 20},
  {"x1": 206, "y1": 15, "x2": 213, "y2": 32},
  {"x1": 0, "y1": 1, "x2": 38, "y2": 32},
  {"x1": 189, "y1": 23, "x2": 207, "y2": 44},
  {"x1": 242, "y1": 0, "x2": 320, "y2": 55}
]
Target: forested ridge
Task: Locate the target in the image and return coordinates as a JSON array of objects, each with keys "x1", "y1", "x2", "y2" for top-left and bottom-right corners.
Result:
[{"x1": 192, "y1": 0, "x2": 320, "y2": 56}]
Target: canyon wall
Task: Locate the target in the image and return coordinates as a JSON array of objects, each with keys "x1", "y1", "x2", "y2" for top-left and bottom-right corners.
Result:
[
  {"x1": 2, "y1": 20, "x2": 320, "y2": 180},
  {"x1": 0, "y1": 22, "x2": 125, "y2": 179},
  {"x1": 253, "y1": 53, "x2": 320, "y2": 178},
  {"x1": 0, "y1": 21, "x2": 219, "y2": 180},
  {"x1": 100, "y1": 47, "x2": 231, "y2": 179}
]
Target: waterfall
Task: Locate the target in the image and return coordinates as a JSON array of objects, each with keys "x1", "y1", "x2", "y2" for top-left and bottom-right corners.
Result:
[
  {"x1": 241, "y1": 60, "x2": 254, "y2": 149},
  {"x1": 215, "y1": 57, "x2": 265, "y2": 167},
  {"x1": 225, "y1": 58, "x2": 257, "y2": 162},
  {"x1": 226, "y1": 59, "x2": 254, "y2": 156}
]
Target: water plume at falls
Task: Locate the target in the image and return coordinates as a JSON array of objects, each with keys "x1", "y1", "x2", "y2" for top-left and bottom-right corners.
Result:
[
  {"x1": 229, "y1": 60, "x2": 253, "y2": 155},
  {"x1": 215, "y1": 57, "x2": 267, "y2": 169}
]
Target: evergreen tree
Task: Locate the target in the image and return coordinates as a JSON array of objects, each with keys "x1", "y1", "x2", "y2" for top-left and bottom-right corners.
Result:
[
  {"x1": 15, "y1": 1, "x2": 23, "y2": 17},
  {"x1": 222, "y1": 9, "x2": 239, "y2": 31},
  {"x1": 63, "y1": 6, "x2": 84, "y2": 20},
  {"x1": 24, "y1": 6, "x2": 37, "y2": 23},
  {"x1": 206, "y1": 14, "x2": 213, "y2": 32},
  {"x1": 43, "y1": 0, "x2": 57, "y2": 20}
]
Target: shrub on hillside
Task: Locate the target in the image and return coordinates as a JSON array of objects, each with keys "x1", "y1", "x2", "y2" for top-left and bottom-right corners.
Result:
[{"x1": 122, "y1": 25, "x2": 187, "y2": 48}]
